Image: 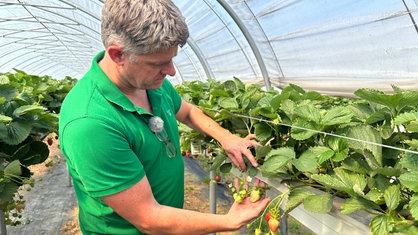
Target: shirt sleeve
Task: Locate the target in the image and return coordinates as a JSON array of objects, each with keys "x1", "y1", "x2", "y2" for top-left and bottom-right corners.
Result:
[{"x1": 162, "y1": 79, "x2": 182, "y2": 114}]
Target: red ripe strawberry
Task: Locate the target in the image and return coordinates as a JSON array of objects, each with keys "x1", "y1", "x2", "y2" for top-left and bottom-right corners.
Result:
[
  {"x1": 215, "y1": 175, "x2": 221, "y2": 182},
  {"x1": 265, "y1": 212, "x2": 272, "y2": 223},
  {"x1": 268, "y1": 218, "x2": 280, "y2": 232}
]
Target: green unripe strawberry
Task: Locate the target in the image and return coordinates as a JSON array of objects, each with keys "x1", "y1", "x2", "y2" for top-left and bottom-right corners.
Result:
[
  {"x1": 233, "y1": 193, "x2": 243, "y2": 203},
  {"x1": 254, "y1": 228, "x2": 262, "y2": 235},
  {"x1": 250, "y1": 189, "x2": 261, "y2": 202}
]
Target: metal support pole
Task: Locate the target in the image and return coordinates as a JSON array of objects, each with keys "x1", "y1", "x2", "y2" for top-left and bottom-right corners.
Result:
[
  {"x1": 209, "y1": 169, "x2": 217, "y2": 214},
  {"x1": 208, "y1": 148, "x2": 217, "y2": 235},
  {"x1": 0, "y1": 210, "x2": 7, "y2": 235}
]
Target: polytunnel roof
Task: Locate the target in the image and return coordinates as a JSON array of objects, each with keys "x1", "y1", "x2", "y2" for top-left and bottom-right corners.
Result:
[{"x1": 1, "y1": 0, "x2": 418, "y2": 96}]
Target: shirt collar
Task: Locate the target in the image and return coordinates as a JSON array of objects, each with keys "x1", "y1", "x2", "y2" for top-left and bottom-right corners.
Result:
[{"x1": 90, "y1": 51, "x2": 162, "y2": 117}]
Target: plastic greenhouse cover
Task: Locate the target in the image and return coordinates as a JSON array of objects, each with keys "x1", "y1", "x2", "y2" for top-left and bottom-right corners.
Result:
[{"x1": 0, "y1": 0, "x2": 417, "y2": 96}]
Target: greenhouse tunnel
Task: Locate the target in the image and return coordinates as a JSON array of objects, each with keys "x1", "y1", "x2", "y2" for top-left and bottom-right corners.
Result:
[
  {"x1": 0, "y1": 0, "x2": 418, "y2": 96},
  {"x1": 2, "y1": 1, "x2": 418, "y2": 235}
]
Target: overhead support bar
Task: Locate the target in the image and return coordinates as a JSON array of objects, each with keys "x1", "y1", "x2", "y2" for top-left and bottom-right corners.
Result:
[
  {"x1": 186, "y1": 38, "x2": 215, "y2": 79},
  {"x1": 216, "y1": 0, "x2": 271, "y2": 90}
]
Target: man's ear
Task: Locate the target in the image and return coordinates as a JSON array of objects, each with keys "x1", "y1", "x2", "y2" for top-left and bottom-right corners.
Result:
[{"x1": 107, "y1": 45, "x2": 124, "y2": 64}]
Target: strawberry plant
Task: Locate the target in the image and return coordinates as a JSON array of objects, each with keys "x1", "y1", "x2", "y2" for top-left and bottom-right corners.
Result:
[
  {"x1": 0, "y1": 70, "x2": 76, "y2": 226},
  {"x1": 176, "y1": 78, "x2": 418, "y2": 235}
]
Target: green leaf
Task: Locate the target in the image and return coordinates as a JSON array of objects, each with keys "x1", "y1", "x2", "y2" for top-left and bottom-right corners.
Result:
[
  {"x1": 371, "y1": 167, "x2": 402, "y2": 177},
  {"x1": 394, "y1": 111, "x2": 418, "y2": 125},
  {"x1": 219, "y1": 162, "x2": 232, "y2": 174},
  {"x1": 0, "y1": 182, "x2": 20, "y2": 210},
  {"x1": 384, "y1": 184, "x2": 400, "y2": 211},
  {"x1": 0, "y1": 120, "x2": 32, "y2": 145},
  {"x1": 354, "y1": 88, "x2": 401, "y2": 111},
  {"x1": 284, "y1": 189, "x2": 315, "y2": 213},
  {"x1": 302, "y1": 90, "x2": 323, "y2": 100},
  {"x1": 366, "y1": 110, "x2": 387, "y2": 125},
  {"x1": 410, "y1": 194, "x2": 418, "y2": 221},
  {"x1": 334, "y1": 168, "x2": 367, "y2": 195},
  {"x1": 0, "y1": 84, "x2": 19, "y2": 101},
  {"x1": 259, "y1": 148, "x2": 295, "y2": 176},
  {"x1": 397, "y1": 90, "x2": 418, "y2": 111},
  {"x1": 0, "y1": 74, "x2": 10, "y2": 84},
  {"x1": 254, "y1": 122, "x2": 273, "y2": 143},
  {"x1": 12, "y1": 140, "x2": 49, "y2": 166},
  {"x1": 310, "y1": 146, "x2": 334, "y2": 164},
  {"x1": 254, "y1": 145, "x2": 272, "y2": 161},
  {"x1": 247, "y1": 166, "x2": 258, "y2": 177},
  {"x1": 341, "y1": 197, "x2": 381, "y2": 214},
  {"x1": 340, "y1": 154, "x2": 371, "y2": 174},
  {"x1": 232, "y1": 77, "x2": 245, "y2": 91},
  {"x1": 302, "y1": 193, "x2": 333, "y2": 214},
  {"x1": 293, "y1": 149, "x2": 322, "y2": 173},
  {"x1": 218, "y1": 97, "x2": 239, "y2": 109},
  {"x1": 264, "y1": 147, "x2": 296, "y2": 161},
  {"x1": 0, "y1": 114, "x2": 12, "y2": 123},
  {"x1": 406, "y1": 121, "x2": 418, "y2": 132},
  {"x1": 295, "y1": 104, "x2": 321, "y2": 124},
  {"x1": 12, "y1": 104, "x2": 47, "y2": 118},
  {"x1": 392, "y1": 223, "x2": 418, "y2": 235},
  {"x1": 370, "y1": 214, "x2": 394, "y2": 235},
  {"x1": 270, "y1": 94, "x2": 283, "y2": 110},
  {"x1": 398, "y1": 171, "x2": 418, "y2": 191},
  {"x1": 280, "y1": 99, "x2": 296, "y2": 121},
  {"x1": 404, "y1": 139, "x2": 418, "y2": 150},
  {"x1": 349, "y1": 103, "x2": 374, "y2": 122},
  {"x1": 321, "y1": 106, "x2": 353, "y2": 126},
  {"x1": 347, "y1": 125, "x2": 382, "y2": 167},
  {"x1": 209, "y1": 153, "x2": 228, "y2": 171},
  {"x1": 223, "y1": 80, "x2": 237, "y2": 93},
  {"x1": 291, "y1": 119, "x2": 318, "y2": 140},
  {"x1": 4, "y1": 160, "x2": 21, "y2": 176},
  {"x1": 310, "y1": 174, "x2": 347, "y2": 191},
  {"x1": 364, "y1": 188, "x2": 384, "y2": 205}
]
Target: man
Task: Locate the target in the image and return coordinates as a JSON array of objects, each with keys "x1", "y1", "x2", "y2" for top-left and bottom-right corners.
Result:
[{"x1": 59, "y1": 0, "x2": 270, "y2": 234}]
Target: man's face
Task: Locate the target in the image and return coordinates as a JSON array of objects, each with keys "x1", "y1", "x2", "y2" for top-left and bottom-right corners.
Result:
[{"x1": 120, "y1": 47, "x2": 178, "y2": 90}]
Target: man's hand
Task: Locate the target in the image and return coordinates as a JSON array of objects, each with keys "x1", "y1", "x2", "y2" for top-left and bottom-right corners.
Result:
[
  {"x1": 221, "y1": 133, "x2": 260, "y2": 171},
  {"x1": 226, "y1": 177, "x2": 271, "y2": 229}
]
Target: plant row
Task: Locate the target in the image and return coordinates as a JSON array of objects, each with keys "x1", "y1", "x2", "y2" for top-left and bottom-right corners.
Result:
[
  {"x1": 175, "y1": 78, "x2": 418, "y2": 235},
  {"x1": 0, "y1": 70, "x2": 76, "y2": 225}
]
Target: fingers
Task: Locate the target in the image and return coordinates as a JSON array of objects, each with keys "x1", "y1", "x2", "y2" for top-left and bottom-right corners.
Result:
[
  {"x1": 242, "y1": 148, "x2": 258, "y2": 168},
  {"x1": 234, "y1": 177, "x2": 249, "y2": 191},
  {"x1": 226, "y1": 133, "x2": 261, "y2": 170},
  {"x1": 244, "y1": 134, "x2": 256, "y2": 140},
  {"x1": 255, "y1": 178, "x2": 266, "y2": 187}
]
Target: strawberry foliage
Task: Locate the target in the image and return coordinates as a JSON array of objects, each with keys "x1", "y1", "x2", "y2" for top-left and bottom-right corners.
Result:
[
  {"x1": 0, "y1": 70, "x2": 76, "y2": 225},
  {"x1": 176, "y1": 78, "x2": 418, "y2": 235}
]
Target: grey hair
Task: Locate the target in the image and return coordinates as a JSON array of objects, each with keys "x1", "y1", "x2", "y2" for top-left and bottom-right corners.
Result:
[{"x1": 101, "y1": 0, "x2": 189, "y2": 55}]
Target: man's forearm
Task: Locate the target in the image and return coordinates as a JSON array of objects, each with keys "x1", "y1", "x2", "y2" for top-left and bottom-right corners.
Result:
[
  {"x1": 181, "y1": 105, "x2": 232, "y2": 144},
  {"x1": 139, "y1": 205, "x2": 238, "y2": 235}
]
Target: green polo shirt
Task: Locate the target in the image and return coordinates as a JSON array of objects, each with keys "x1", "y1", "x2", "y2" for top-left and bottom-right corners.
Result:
[{"x1": 59, "y1": 51, "x2": 184, "y2": 235}]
